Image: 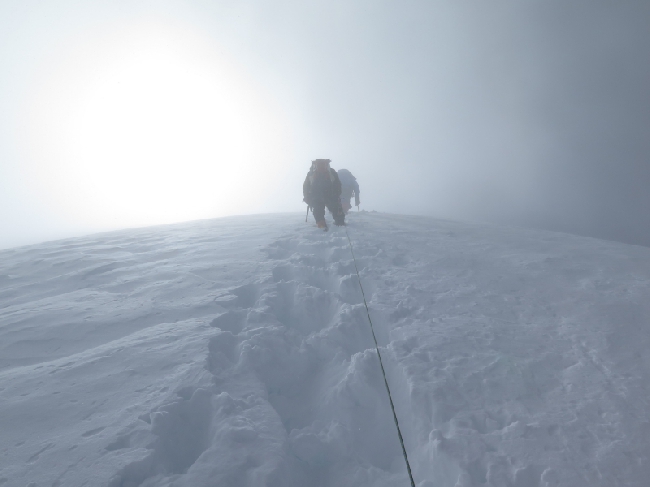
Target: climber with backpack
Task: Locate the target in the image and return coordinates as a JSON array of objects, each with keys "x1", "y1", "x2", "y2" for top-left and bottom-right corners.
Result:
[
  {"x1": 337, "y1": 168, "x2": 360, "y2": 214},
  {"x1": 303, "y1": 159, "x2": 346, "y2": 231}
]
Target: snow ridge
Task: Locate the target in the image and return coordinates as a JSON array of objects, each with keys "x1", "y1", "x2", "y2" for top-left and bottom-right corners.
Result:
[
  {"x1": 3, "y1": 212, "x2": 650, "y2": 486},
  {"x1": 110, "y1": 227, "x2": 410, "y2": 487}
]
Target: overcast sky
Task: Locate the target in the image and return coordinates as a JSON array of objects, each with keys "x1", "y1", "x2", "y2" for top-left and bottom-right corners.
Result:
[{"x1": 2, "y1": 0, "x2": 650, "y2": 249}]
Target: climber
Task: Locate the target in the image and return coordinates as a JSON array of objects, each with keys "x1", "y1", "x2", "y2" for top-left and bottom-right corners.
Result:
[
  {"x1": 337, "y1": 169, "x2": 360, "y2": 214},
  {"x1": 303, "y1": 159, "x2": 346, "y2": 231}
]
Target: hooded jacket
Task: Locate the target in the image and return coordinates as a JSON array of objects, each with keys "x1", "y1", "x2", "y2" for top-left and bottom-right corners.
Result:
[{"x1": 337, "y1": 169, "x2": 360, "y2": 204}]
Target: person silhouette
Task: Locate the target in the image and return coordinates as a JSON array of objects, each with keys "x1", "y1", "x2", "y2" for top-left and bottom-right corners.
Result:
[
  {"x1": 303, "y1": 159, "x2": 346, "y2": 231},
  {"x1": 337, "y1": 168, "x2": 360, "y2": 214}
]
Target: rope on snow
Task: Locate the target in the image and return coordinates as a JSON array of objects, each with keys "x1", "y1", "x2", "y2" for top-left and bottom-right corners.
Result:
[{"x1": 343, "y1": 225, "x2": 417, "y2": 487}]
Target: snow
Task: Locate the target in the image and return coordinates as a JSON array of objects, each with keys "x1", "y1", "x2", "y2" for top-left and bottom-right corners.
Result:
[{"x1": 1, "y1": 212, "x2": 650, "y2": 487}]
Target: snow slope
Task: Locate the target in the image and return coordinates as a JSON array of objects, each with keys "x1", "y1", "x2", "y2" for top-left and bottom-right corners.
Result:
[{"x1": 1, "y1": 212, "x2": 650, "y2": 487}]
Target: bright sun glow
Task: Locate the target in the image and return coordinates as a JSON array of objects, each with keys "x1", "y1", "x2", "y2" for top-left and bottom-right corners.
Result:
[{"x1": 27, "y1": 21, "x2": 292, "y2": 227}]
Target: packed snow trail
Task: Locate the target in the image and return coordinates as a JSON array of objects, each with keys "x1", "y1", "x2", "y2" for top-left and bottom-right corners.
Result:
[
  {"x1": 1, "y1": 213, "x2": 650, "y2": 486},
  {"x1": 344, "y1": 225, "x2": 417, "y2": 487}
]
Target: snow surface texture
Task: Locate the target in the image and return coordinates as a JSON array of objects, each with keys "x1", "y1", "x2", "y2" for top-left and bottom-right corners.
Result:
[{"x1": 1, "y1": 212, "x2": 650, "y2": 487}]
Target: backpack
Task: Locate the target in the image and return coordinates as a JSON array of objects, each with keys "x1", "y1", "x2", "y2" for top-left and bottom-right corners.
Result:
[
  {"x1": 308, "y1": 159, "x2": 337, "y2": 184},
  {"x1": 307, "y1": 167, "x2": 338, "y2": 185}
]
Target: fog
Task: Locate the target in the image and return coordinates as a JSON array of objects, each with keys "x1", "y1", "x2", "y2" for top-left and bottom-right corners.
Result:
[{"x1": 2, "y1": 0, "x2": 649, "y2": 249}]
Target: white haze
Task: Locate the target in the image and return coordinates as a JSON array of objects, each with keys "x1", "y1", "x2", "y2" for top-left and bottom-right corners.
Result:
[{"x1": 1, "y1": 0, "x2": 650, "y2": 248}]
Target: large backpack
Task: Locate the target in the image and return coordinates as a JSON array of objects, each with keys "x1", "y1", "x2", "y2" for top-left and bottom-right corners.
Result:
[{"x1": 308, "y1": 159, "x2": 337, "y2": 184}]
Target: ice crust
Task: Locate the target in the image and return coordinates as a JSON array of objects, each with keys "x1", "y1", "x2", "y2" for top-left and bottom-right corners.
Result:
[{"x1": 1, "y1": 212, "x2": 650, "y2": 486}]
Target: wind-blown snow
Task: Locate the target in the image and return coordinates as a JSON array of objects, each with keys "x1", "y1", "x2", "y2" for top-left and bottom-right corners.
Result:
[{"x1": 1, "y1": 212, "x2": 650, "y2": 487}]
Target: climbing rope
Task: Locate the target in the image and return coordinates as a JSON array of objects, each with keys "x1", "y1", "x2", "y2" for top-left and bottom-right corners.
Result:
[{"x1": 343, "y1": 225, "x2": 416, "y2": 487}]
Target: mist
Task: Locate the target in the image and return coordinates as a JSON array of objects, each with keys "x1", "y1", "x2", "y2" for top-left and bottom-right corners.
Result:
[{"x1": 2, "y1": 0, "x2": 649, "y2": 249}]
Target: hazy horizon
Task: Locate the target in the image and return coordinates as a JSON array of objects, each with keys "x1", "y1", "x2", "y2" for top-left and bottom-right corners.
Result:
[{"x1": 2, "y1": 0, "x2": 650, "y2": 250}]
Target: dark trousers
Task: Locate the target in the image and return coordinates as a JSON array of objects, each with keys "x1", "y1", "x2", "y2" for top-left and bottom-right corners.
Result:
[{"x1": 312, "y1": 199, "x2": 345, "y2": 225}]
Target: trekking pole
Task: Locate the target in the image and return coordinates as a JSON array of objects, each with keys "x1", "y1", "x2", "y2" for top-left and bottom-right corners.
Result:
[{"x1": 305, "y1": 205, "x2": 310, "y2": 223}]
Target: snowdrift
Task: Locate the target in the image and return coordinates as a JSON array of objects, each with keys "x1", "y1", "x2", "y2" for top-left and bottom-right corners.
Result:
[{"x1": 1, "y1": 212, "x2": 650, "y2": 487}]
